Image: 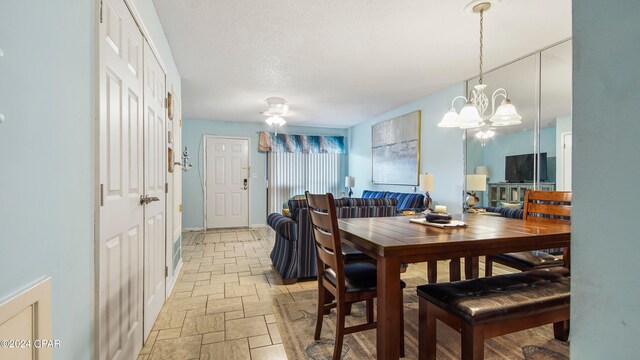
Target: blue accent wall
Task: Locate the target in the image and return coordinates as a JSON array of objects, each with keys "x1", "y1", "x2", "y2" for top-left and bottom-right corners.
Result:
[
  {"x1": 182, "y1": 120, "x2": 348, "y2": 228},
  {"x1": 0, "y1": 1, "x2": 95, "y2": 359},
  {"x1": 347, "y1": 84, "x2": 465, "y2": 213},
  {"x1": 572, "y1": 0, "x2": 640, "y2": 358},
  {"x1": 0, "y1": 1, "x2": 181, "y2": 358}
]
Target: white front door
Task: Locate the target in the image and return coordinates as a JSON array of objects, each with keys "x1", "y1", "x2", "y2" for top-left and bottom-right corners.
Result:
[
  {"x1": 142, "y1": 40, "x2": 166, "y2": 338},
  {"x1": 205, "y1": 137, "x2": 250, "y2": 228},
  {"x1": 98, "y1": 0, "x2": 144, "y2": 358}
]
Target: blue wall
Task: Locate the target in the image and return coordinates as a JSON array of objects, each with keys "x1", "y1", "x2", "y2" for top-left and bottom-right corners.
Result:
[
  {"x1": 0, "y1": 1, "x2": 181, "y2": 358},
  {"x1": 572, "y1": 0, "x2": 640, "y2": 358},
  {"x1": 348, "y1": 84, "x2": 465, "y2": 213},
  {"x1": 182, "y1": 120, "x2": 348, "y2": 228},
  {"x1": 0, "y1": 1, "x2": 95, "y2": 359}
]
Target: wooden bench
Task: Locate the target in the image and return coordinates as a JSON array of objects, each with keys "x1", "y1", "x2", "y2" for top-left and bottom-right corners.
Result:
[{"x1": 417, "y1": 267, "x2": 570, "y2": 360}]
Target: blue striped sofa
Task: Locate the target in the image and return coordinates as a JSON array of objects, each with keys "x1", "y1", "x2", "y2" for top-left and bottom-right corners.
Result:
[
  {"x1": 483, "y1": 206, "x2": 524, "y2": 219},
  {"x1": 362, "y1": 190, "x2": 426, "y2": 213},
  {"x1": 267, "y1": 197, "x2": 398, "y2": 284}
]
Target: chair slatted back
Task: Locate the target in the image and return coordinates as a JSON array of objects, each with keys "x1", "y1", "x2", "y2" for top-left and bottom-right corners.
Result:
[
  {"x1": 523, "y1": 190, "x2": 572, "y2": 224},
  {"x1": 305, "y1": 192, "x2": 344, "y2": 280}
]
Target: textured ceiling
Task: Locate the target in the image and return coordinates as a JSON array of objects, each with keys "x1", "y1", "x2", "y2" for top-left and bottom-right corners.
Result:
[{"x1": 153, "y1": 0, "x2": 571, "y2": 127}]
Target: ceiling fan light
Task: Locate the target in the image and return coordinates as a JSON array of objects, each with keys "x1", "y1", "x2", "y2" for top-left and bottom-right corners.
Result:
[
  {"x1": 438, "y1": 107, "x2": 461, "y2": 128},
  {"x1": 265, "y1": 116, "x2": 274, "y2": 126},
  {"x1": 266, "y1": 115, "x2": 286, "y2": 126},
  {"x1": 264, "y1": 97, "x2": 289, "y2": 117}
]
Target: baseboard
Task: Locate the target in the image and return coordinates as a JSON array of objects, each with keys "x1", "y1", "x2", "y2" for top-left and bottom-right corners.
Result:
[
  {"x1": 166, "y1": 260, "x2": 183, "y2": 296},
  {"x1": 183, "y1": 227, "x2": 205, "y2": 232},
  {"x1": 184, "y1": 225, "x2": 266, "y2": 231}
]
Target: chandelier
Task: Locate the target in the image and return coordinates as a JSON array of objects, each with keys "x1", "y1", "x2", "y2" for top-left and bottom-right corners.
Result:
[
  {"x1": 262, "y1": 97, "x2": 288, "y2": 129},
  {"x1": 475, "y1": 128, "x2": 495, "y2": 146},
  {"x1": 438, "y1": 1, "x2": 522, "y2": 129}
]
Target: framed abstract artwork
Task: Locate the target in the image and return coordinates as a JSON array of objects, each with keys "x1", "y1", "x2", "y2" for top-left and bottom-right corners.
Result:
[{"x1": 371, "y1": 110, "x2": 421, "y2": 185}]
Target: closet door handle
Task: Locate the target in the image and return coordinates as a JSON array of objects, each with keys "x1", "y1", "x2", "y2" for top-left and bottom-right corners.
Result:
[{"x1": 140, "y1": 195, "x2": 160, "y2": 205}]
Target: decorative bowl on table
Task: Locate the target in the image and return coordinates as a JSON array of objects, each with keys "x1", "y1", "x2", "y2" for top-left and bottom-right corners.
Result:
[{"x1": 425, "y1": 212, "x2": 452, "y2": 224}]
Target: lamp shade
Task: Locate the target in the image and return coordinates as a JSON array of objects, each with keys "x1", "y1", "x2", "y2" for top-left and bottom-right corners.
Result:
[
  {"x1": 345, "y1": 176, "x2": 355, "y2": 188},
  {"x1": 438, "y1": 108, "x2": 460, "y2": 128},
  {"x1": 475, "y1": 165, "x2": 489, "y2": 178},
  {"x1": 458, "y1": 103, "x2": 484, "y2": 129},
  {"x1": 489, "y1": 99, "x2": 522, "y2": 126},
  {"x1": 466, "y1": 174, "x2": 487, "y2": 191},
  {"x1": 419, "y1": 173, "x2": 435, "y2": 192}
]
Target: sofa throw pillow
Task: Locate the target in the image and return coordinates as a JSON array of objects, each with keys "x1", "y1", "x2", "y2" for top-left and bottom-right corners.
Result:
[{"x1": 500, "y1": 201, "x2": 522, "y2": 209}]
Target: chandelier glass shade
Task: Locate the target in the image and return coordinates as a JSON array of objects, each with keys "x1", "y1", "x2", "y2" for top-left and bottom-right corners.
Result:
[
  {"x1": 488, "y1": 99, "x2": 522, "y2": 126},
  {"x1": 458, "y1": 101, "x2": 484, "y2": 129},
  {"x1": 438, "y1": 107, "x2": 462, "y2": 128},
  {"x1": 438, "y1": 2, "x2": 522, "y2": 130}
]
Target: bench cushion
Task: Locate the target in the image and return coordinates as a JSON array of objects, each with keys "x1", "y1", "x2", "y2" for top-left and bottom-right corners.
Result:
[
  {"x1": 416, "y1": 267, "x2": 570, "y2": 325},
  {"x1": 493, "y1": 251, "x2": 564, "y2": 268}
]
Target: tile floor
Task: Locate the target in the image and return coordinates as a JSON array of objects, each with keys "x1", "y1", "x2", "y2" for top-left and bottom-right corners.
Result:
[{"x1": 138, "y1": 227, "x2": 514, "y2": 360}]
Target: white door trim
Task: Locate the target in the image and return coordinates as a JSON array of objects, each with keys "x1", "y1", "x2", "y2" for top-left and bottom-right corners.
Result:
[
  {"x1": 122, "y1": 0, "x2": 168, "y2": 75},
  {"x1": 202, "y1": 135, "x2": 251, "y2": 228},
  {"x1": 559, "y1": 131, "x2": 572, "y2": 191}
]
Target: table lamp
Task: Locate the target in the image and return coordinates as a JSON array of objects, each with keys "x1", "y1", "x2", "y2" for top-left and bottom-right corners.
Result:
[
  {"x1": 465, "y1": 174, "x2": 486, "y2": 209},
  {"x1": 419, "y1": 173, "x2": 435, "y2": 210},
  {"x1": 345, "y1": 176, "x2": 355, "y2": 198},
  {"x1": 475, "y1": 165, "x2": 490, "y2": 182}
]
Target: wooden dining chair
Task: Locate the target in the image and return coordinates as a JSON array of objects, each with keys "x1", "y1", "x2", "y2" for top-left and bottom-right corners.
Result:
[
  {"x1": 305, "y1": 191, "x2": 405, "y2": 360},
  {"x1": 485, "y1": 190, "x2": 572, "y2": 276}
]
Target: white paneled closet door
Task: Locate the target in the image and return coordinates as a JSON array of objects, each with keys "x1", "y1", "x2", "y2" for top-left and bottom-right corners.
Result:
[
  {"x1": 98, "y1": 0, "x2": 144, "y2": 359},
  {"x1": 142, "y1": 40, "x2": 167, "y2": 339}
]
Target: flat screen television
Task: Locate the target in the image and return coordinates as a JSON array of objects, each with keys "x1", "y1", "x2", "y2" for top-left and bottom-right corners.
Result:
[{"x1": 505, "y1": 153, "x2": 548, "y2": 183}]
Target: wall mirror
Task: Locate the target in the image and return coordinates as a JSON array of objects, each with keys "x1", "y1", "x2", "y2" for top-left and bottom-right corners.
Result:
[{"x1": 464, "y1": 39, "x2": 572, "y2": 208}]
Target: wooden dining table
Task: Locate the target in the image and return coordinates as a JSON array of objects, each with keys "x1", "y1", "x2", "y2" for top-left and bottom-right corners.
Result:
[{"x1": 337, "y1": 213, "x2": 571, "y2": 360}]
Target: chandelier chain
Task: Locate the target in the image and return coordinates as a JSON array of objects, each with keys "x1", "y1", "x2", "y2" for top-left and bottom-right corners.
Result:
[{"x1": 479, "y1": 9, "x2": 484, "y2": 84}]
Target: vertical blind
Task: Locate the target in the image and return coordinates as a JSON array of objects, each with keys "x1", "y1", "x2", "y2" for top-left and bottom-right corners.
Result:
[{"x1": 268, "y1": 152, "x2": 342, "y2": 214}]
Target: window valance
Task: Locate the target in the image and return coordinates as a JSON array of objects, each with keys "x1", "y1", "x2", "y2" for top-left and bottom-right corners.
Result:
[{"x1": 258, "y1": 131, "x2": 345, "y2": 154}]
